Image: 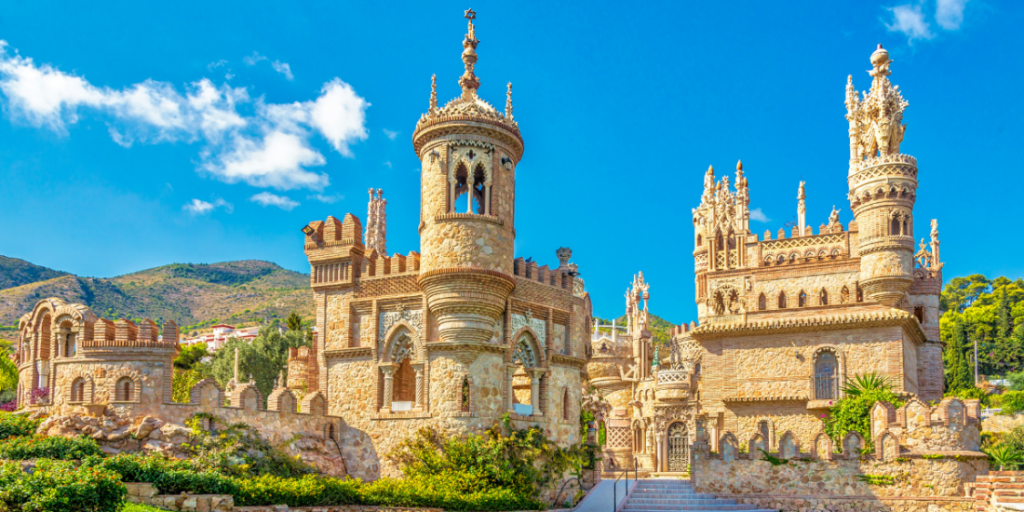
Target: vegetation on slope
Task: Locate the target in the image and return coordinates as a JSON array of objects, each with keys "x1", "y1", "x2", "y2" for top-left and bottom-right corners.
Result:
[
  {"x1": 592, "y1": 313, "x2": 676, "y2": 347},
  {"x1": 0, "y1": 255, "x2": 69, "y2": 290},
  {"x1": 0, "y1": 260, "x2": 312, "y2": 340}
]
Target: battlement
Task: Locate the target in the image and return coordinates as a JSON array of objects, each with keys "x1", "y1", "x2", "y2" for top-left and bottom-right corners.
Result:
[
  {"x1": 871, "y1": 397, "x2": 981, "y2": 454},
  {"x1": 513, "y1": 257, "x2": 572, "y2": 291},
  {"x1": 670, "y1": 322, "x2": 698, "y2": 338},
  {"x1": 360, "y1": 250, "x2": 421, "y2": 278}
]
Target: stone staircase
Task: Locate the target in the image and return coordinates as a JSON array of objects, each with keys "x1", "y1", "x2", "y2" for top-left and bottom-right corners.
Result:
[{"x1": 622, "y1": 479, "x2": 775, "y2": 512}]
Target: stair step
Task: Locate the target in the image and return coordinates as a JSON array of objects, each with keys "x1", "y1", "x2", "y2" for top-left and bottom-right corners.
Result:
[
  {"x1": 628, "y1": 499, "x2": 737, "y2": 505},
  {"x1": 624, "y1": 507, "x2": 759, "y2": 512}
]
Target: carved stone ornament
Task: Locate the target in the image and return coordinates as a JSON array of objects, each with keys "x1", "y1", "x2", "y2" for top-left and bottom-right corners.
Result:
[
  {"x1": 378, "y1": 308, "x2": 425, "y2": 350},
  {"x1": 511, "y1": 312, "x2": 546, "y2": 343}
]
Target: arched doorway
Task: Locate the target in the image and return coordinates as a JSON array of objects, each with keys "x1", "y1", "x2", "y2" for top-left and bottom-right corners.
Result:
[{"x1": 667, "y1": 422, "x2": 688, "y2": 472}]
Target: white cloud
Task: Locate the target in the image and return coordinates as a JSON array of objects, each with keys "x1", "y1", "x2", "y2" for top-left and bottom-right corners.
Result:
[
  {"x1": 183, "y1": 198, "x2": 232, "y2": 215},
  {"x1": 207, "y1": 60, "x2": 227, "y2": 70},
  {"x1": 749, "y1": 208, "x2": 770, "y2": 223},
  {"x1": 271, "y1": 61, "x2": 294, "y2": 80},
  {"x1": 250, "y1": 191, "x2": 299, "y2": 211},
  {"x1": 0, "y1": 40, "x2": 369, "y2": 193},
  {"x1": 308, "y1": 193, "x2": 343, "y2": 204},
  {"x1": 383, "y1": 128, "x2": 398, "y2": 140},
  {"x1": 383, "y1": 161, "x2": 392, "y2": 169},
  {"x1": 210, "y1": 130, "x2": 327, "y2": 190},
  {"x1": 936, "y1": 0, "x2": 968, "y2": 29},
  {"x1": 885, "y1": 4, "x2": 934, "y2": 43},
  {"x1": 243, "y1": 52, "x2": 267, "y2": 66}
]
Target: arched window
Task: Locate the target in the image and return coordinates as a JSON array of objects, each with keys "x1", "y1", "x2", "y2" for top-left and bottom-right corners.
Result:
[
  {"x1": 70, "y1": 378, "x2": 85, "y2": 402},
  {"x1": 820, "y1": 289, "x2": 828, "y2": 306},
  {"x1": 64, "y1": 333, "x2": 76, "y2": 357},
  {"x1": 778, "y1": 292, "x2": 787, "y2": 309},
  {"x1": 715, "y1": 232, "x2": 724, "y2": 251},
  {"x1": 798, "y1": 291, "x2": 807, "y2": 307},
  {"x1": 757, "y1": 420, "x2": 772, "y2": 447},
  {"x1": 452, "y1": 163, "x2": 469, "y2": 213},
  {"x1": 758, "y1": 293, "x2": 766, "y2": 311},
  {"x1": 856, "y1": 285, "x2": 864, "y2": 302},
  {"x1": 914, "y1": 306, "x2": 924, "y2": 323},
  {"x1": 841, "y1": 286, "x2": 850, "y2": 304},
  {"x1": 891, "y1": 217, "x2": 901, "y2": 235},
  {"x1": 472, "y1": 163, "x2": 488, "y2": 214},
  {"x1": 903, "y1": 218, "x2": 910, "y2": 237},
  {"x1": 461, "y1": 377, "x2": 471, "y2": 412},
  {"x1": 696, "y1": 235, "x2": 703, "y2": 247},
  {"x1": 326, "y1": 423, "x2": 336, "y2": 442},
  {"x1": 116, "y1": 377, "x2": 133, "y2": 401},
  {"x1": 814, "y1": 351, "x2": 838, "y2": 400}
]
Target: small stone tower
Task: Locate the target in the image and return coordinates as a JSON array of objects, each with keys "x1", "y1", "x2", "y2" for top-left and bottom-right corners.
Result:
[
  {"x1": 846, "y1": 45, "x2": 917, "y2": 307},
  {"x1": 413, "y1": 9, "x2": 524, "y2": 343}
]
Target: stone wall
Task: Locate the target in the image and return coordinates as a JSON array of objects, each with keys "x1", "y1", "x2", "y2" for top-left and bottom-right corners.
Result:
[
  {"x1": 726, "y1": 495, "x2": 974, "y2": 512},
  {"x1": 981, "y1": 414, "x2": 1024, "y2": 434},
  {"x1": 974, "y1": 471, "x2": 1024, "y2": 512},
  {"x1": 693, "y1": 457, "x2": 986, "y2": 498}
]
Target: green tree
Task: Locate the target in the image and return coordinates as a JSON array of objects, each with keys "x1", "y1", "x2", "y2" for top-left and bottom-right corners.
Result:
[
  {"x1": 210, "y1": 327, "x2": 307, "y2": 402},
  {"x1": 174, "y1": 342, "x2": 209, "y2": 371},
  {"x1": 0, "y1": 349, "x2": 17, "y2": 394},
  {"x1": 947, "y1": 320, "x2": 975, "y2": 393},
  {"x1": 286, "y1": 312, "x2": 304, "y2": 332}
]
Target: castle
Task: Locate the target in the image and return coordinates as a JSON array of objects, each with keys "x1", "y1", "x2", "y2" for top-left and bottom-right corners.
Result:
[
  {"x1": 586, "y1": 44, "x2": 947, "y2": 473},
  {"x1": 12, "y1": 14, "x2": 954, "y2": 490}
]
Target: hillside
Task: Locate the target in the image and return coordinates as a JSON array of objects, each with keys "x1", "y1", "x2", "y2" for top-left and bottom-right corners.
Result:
[
  {"x1": 0, "y1": 255, "x2": 69, "y2": 290},
  {"x1": 0, "y1": 259, "x2": 313, "y2": 340},
  {"x1": 593, "y1": 313, "x2": 678, "y2": 347}
]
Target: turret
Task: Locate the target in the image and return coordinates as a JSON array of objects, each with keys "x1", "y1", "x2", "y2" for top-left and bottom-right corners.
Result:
[
  {"x1": 412, "y1": 9, "x2": 523, "y2": 343},
  {"x1": 846, "y1": 45, "x2": 917, "y2": 307}
]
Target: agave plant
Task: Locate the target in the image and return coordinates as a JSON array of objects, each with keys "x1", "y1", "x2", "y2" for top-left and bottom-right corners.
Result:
[
  {"x1": 984, "y1": 443, "x2": 1024, "y2": 471},
  {"x1": 841, "y1": 372, "x2": 893, "y2": 398}
]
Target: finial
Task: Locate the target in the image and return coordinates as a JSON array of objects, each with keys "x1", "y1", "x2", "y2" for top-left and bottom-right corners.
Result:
[
  {"x1": 459, "y1": 8, "x2": 481, "y2": 97},
  {"x1": 505, "y1": 82, "x2": 514, "y2": 120},
  {"x1": 798, "y1": 181, "x2": 806, "y2": 200},
  {"x1": 707, "y1": 165, "x2": 714, "y2": 175},
  {"x1": 736, "y1": 160, "x2": 742, "y2": 171},
  {"x1": 429, "y1": 74, "x2": 437, "y2": 111},
  {"x1": 377, "y1": 188, "x2": 383, "y2": 199},
  {"x1": 869, "y1": 44, "x2": 892, "y2": 78},
  {"x1": 369, "y1": 188, "x2": 374, "y2": 199}
]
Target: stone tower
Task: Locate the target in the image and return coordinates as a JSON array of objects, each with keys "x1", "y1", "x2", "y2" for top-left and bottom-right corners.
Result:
[
  {"x1": 412, "y1": 9, "x2": 524, "y2": 343},
  {"x1": 846, "y1": 45, "x2": 917, "y2": 307},
  {"x1": 364, "y1": 188, "x2": 387, "y2": 257}
]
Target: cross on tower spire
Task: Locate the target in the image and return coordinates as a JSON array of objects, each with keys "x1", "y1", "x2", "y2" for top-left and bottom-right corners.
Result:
[{"x1": 459, "y1": 8, "x2": 481, "y2": 98}]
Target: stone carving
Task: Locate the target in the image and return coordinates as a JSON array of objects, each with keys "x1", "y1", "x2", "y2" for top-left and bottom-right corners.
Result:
[
  {"x1": 846, "y1": 45, "x2": 908, "y2": 160},
  {"x1": 510, "y1": 311, "x2": 545, "y2": 343},
  {"x1": 377, "y1": 308, "x2": 424, "y2": 350},
  {"x1": 512, "y1": 338, "x2": 537, "y2": 367}
]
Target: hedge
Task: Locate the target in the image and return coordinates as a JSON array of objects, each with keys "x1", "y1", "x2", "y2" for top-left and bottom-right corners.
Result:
[
  {"x1": 0, "y1": 413, "x2": 41, "y2": 440},
  {"x1": 0, "y1": 459, "x2": 125, "y2": 512},
  {"x1": 0, "y1": 435, "x2": 102, "y2": 460},
  {"x1": 91, "y1": 454, "x2": 539, "y2": 511}
]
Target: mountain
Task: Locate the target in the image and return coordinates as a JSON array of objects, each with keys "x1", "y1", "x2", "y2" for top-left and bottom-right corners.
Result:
[
  {"x1": 0, "y1": 259, "x2": 313, "y2": 340},
  {"x1": 0, "y1": 255, "x2": 69, "y2": 290}
]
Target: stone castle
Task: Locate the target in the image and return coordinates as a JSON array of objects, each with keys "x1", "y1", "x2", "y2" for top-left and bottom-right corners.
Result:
[
  {"x1": 586, "y1": 44, "x2": 947, "y2": 473},
  {"x1": 13, "y1": 11, "x2": 961, "y2": 495}
]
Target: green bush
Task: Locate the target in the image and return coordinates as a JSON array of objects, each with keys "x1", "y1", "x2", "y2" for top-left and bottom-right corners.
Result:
[
  {"x1": 363, "y1": 473, "x2": 540, "y2": 511},
  {"x1": 824, "y1": 388, "x2": 905, "y2": 451},
  {"x1": 1000, "y1": 391, "x2": 1024, "y2": 415},
  {"x1": 0, "y1": 413, "x2": 41, "y2": 440},
  {"x1": 233, "y1": 474, "x2": 361, "y2": 507},
  {"x1": 0, "y1": 459, "x2": 125, "y2": 512},
  {"x1": 0, "y1": 435, "x2": 102, "y2": 460},
  {"x1": 945, "y1": 386, "x2": 988, "y2": 404}
]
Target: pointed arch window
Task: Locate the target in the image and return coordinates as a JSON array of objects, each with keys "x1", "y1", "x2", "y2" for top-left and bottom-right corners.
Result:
[
  {"x1": 814, "y1": 351, "x2": 838, "y2": 400},
  {"x1": 891, "y1": 217, "x2": 901, "y2": 236},
  {"x1": 820, "y1": 289, "x2": 828, "y2": 306},
  {"x1": 758, "y1": 293, "x2": 766, "y2": 311},
  {"x1": 116, "y1": 377, "x2": 134, "y2": 402},
  {"x1": 461, "y1": 377, "x2": 471, "y2": 412},
  {"x1": 448, "y1": 151, "x2": 493, "y2": 215},
  {"x1": 798, "y1": 291, "x2": 807, "y2": 307},
  {"x1": 696, "y1": 234, "x2": 703, "y2": 247},
  {"x1": 778, "y1": 292, "x2": 787, "y2": 309},
  {"x1": 562, "y1": 388, "x2": 571, "y2": 421},
  {"x1": 841, "y1": 286, "x2": 850, "y2": 304}
]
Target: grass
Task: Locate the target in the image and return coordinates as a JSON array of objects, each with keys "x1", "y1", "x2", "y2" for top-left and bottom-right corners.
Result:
[{"x1": 123, "y1": 503, "x2": 166, "y2": 512}]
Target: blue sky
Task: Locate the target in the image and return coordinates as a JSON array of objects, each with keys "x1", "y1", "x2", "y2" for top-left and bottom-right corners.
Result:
[{"x1": 0, "y1": 0, "x2": 1018, "y2": 324}]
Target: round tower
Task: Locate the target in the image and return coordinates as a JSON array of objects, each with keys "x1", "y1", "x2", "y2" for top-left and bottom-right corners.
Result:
[
  {"x1": 846, "y1": 45, "x2": 917, "y2": 307},
  {"x1": 413, "y1": 9, "x2": 524, "y2": 343}
]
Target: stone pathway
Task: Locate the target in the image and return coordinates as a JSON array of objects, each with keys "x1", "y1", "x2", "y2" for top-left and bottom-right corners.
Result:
[{"x1": 622, "y1": 479, "x2": 776, "y2": 512}]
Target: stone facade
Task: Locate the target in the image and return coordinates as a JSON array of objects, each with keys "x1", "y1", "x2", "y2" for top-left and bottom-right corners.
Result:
[{"x1": 300, "y1": 10, "x2": 591, "y2": 481}]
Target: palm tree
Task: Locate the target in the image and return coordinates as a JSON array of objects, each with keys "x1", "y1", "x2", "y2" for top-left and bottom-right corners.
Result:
[
  {"x1": 985, "y1": 444, "x2": 1024, "y2": 471},
  {"x1": 841, "y1": 372, "x2": 893, "y2": 398}
]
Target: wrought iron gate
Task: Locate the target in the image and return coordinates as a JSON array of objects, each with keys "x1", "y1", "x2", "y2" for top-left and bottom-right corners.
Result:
[{"x1": 667, "y1": 423, "x2": 688, "y2": 472}]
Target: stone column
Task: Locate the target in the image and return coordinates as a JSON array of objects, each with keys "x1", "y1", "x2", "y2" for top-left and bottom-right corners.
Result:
[
  {"x1": 412, "y1": 363, "x2": 424, "y2": 411},
  {"x1": 449, "y1": 181, "x2": 455, "y2": 213},
  {"x1": 467, "y1": 173, "x2": 474, "y2": 213},
  {"x1": 656, "y1": 432, "x2": 666, "y2": 472},
  {"x1": 484, "y1": 186, "x2": 491, "y2": 215},
  {"x1": 529, "y1": 369, "x2": 544, "y2": 417},
  {"x1": 505, "y1": 365, "x2": 516, "y2": 413},
  {"x1": 380, "y1": 364, "x2": 396, "y2": 413}
]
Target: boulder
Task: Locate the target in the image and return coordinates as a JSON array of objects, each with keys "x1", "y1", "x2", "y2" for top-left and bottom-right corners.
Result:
[{"x1": 134, "y1": 416, "x2": 164, "y2": 439}]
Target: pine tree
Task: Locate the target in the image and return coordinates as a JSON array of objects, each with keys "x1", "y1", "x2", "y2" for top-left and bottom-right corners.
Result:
[{"x1": 947, "y1": 320, "x2": 975, "y2": 392}]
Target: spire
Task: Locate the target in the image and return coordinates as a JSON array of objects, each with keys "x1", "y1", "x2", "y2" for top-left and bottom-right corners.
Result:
[
  {"x1": 797, "y1": 181, "x2": 807, "y2": 236},
  {"x1": 458, "y1": 9, "x2": 480, "y2": 98},
  {"x1": 365, "y1": 189, "x2": 387, "y2": 257},
  {"x1": 429, "y1": 74, "x2": 438, "y2": 112},
  {"x1": 701, "y1": 165, "x2": 715, "y2": 206},
  {"x1": 505, "y1": 82, "x2": 513, "y2": 120},
  {"x1": 846, "y1": 44, "x2": 908, "y2": 161}
]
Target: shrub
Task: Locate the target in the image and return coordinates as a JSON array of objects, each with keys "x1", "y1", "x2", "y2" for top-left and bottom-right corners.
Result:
[
  {"x1": 999, "y1": 391, "x2": 1024, "y2": 416},
  {"x1": 182, "y1": 413, "x2": 316, "y2": 478},
  {"x1": 362, "y1": 473, "x2": 541, "y2": 511},
  {"x1": 233, "y1": 474, "x2": 361, "y2": 507},
  {"x1": 945, "y1": 386, "x2": 987, "y2": 404},
  {"x1": 0, "y1": 412, "x2": 41, "y2": 440},
  {"x1": 0, "y1": 459, "x2": 125, "y2": 512},
  {"x1": 824, "y1": 388, "x2": 904, "y2": 451},
  {"x1": 0, "y1": 435, "x2": 102, "y2": 460}
]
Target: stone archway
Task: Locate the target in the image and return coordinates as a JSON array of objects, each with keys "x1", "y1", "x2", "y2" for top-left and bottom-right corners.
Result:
[{"x1": 667, "y1": 422, "x2": 689, "y2": 472}]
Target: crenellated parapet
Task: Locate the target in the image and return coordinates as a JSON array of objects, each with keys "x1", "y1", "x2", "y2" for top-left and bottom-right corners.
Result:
[{"x1": 871, "y1": 397, "x2": 981, "y2": 456}]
